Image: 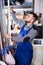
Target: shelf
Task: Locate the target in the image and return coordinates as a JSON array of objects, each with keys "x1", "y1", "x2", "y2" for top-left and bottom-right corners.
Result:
[
  {"x1": 4, "y1": 4, "x2": 33, "y2": 8},
  {"x1": 32, "y1": 44, "x2": 43, "y2": 47}
]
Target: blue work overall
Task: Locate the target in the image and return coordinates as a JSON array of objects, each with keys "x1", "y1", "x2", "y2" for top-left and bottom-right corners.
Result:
[
  {"x1": 18, "y1": 23, "x2": 33, "y2": 37},
  {"x1": 14, "y1": 41, "x2": 33, "y2": 65}
]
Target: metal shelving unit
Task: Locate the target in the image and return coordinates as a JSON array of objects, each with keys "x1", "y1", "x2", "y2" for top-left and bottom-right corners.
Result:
[{"x1": 4, "y1": 0, "x2": 34, "y2": 12}]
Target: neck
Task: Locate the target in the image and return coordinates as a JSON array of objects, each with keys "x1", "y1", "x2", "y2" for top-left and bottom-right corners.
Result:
[
  {"x1": 26, "y1": 23, "x2": 32, "y2": 27},
  {"x1": 26, "y1": 20, "x2": 33, "y2": 26}
]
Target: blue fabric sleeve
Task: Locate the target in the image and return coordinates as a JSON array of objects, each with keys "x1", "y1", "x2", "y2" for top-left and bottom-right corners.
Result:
[
  {"x1": 0, "y1": 45, "x2": 15, "y2": 56},
  {"x1": 0, "y1": 49, "x2": 3, "y2": 56}
]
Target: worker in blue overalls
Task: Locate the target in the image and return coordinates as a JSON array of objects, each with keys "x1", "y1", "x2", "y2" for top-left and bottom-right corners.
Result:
[
  {"x1": 14, "y1": 36, "x2": 33, "y2": 65},
  {"x1": 18, "y1": 11, "x2": 38, "y2": 37},
  {"x1": 0, "y1": 11, "x2": 39, "y2": 65},
  {"x1": 14, "y1": 11, "x2": 39, "y2": 65}
]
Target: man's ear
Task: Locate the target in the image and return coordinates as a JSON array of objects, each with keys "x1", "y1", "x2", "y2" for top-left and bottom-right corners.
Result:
[{"x1": 38, "y1": 13, "x2": 42, "y2": 18}]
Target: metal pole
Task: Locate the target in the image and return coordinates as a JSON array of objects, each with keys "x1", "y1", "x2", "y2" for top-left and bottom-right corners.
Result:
[
  {"x1": 0, "y1": 0, "x2": 6, "y2": 61},
  {"x1": 7, "y1": 0, "x2": 12, "y2": 45},
  {"x1": 7, "y1": 0, "x2": 11, "y2": 34},
  {"x1": 33, "y1": 0, "x2": 35, "y2": 12}
]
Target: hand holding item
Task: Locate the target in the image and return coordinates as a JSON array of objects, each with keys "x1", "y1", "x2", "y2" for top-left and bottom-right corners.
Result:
[
  {"x1": 16, "y1": 14, "x2": 23, "y2": 19},
  {"x1": 16, "y1": 26, "x2": 21, "y2": 30},
  {"x1": 10, "y1": 7, "x2": 16, "y2": 14},
  {"x1": 4, "y1": 34, "x2": 11, "y2": 39}
]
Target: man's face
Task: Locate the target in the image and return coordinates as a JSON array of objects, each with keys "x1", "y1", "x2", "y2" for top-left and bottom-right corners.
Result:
[{"x1": 25, "y1": 14, "x2": 34, "y2": 23}]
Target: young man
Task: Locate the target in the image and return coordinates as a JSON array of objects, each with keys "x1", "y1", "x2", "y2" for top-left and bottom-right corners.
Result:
[
  {"x1": 14, "y1": 37, "x2": 33, "y2": 65},
  {"x1": 18, "y1": 11, "x2": 39, "y2": 37},
  {"x1": 3, "y1": 12, "x2": 40, "y2": 65},
  {"x1": 5, "y1": 10, "x2": 41, "y2": 41},
  {"x1": 5, "y1": 9, "x2": 40, "y2": 39},
  {"x1": 5, "y1": 11, "x2": 39, "y2": 39}
]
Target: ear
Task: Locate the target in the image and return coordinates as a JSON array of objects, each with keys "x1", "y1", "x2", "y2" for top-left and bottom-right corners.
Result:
[{"x1": 38, "y1": 13, "x2": 42, "y2": 18}]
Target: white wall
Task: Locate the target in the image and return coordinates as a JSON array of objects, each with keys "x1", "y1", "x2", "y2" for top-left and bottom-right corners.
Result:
[{"x1": 34, "y1": 0, "x2": 43, "y2": 24}]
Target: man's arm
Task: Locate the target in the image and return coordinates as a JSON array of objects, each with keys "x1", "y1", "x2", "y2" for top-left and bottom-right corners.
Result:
[{"x1": 16, "y1": 14, "x2": 24, "y2": 19}]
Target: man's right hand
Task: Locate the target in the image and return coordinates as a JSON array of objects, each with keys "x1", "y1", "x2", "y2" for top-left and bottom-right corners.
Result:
[{"x1": 4, "y1": 34, "x2": 11, "y2": 39}]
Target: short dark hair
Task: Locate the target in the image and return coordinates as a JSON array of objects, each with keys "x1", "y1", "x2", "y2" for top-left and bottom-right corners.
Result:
[
  {"x1": 24, "y1": 11, "x2": 38, "y2": 22},
  {"x1": 23, "y1": 37, "x2": 30, "y2": 42},
  {"x1": 29, "y1": 12, "x2": 38, "y2": 21}
]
